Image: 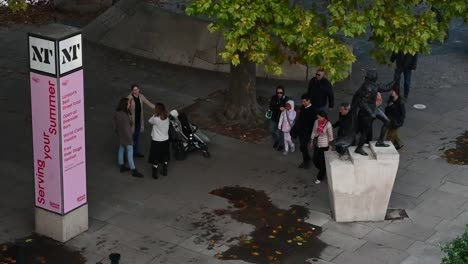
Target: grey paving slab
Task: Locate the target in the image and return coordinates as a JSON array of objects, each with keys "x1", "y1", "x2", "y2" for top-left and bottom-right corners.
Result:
[
  {"x1": 414, "y1": 198, "x2": 464, "y2": 220},
  {"x1": 318, "y1": 244, "x2": 344, "y2": 261},
  {"x1": 353, "y1": 242, "x2": 409, "y2": 264},
  {"x1": 392, "y1": 180, "x2": 430, "y2": 198},
  {"x1": 383, "y1": 220, "x2": 436, "y2": 241},
  {"x1": 407, "y1": 241, "x2": 445, "y2": 261},
  {"x1": 452, "y1": 211, "x2": 468, "y2": 227},
  {"x1": 443, "y1": 167, "x2": 468, "y2": 186},
  {"x1": 148, "y1": 226, "x2": 193, "y2": 245},
  {"x1": 304, "y1": 210, "x2": 333, "y2": 227},
  {"x1": 389, "y1": 193, "x2": 424, "y2": 210},
  {"x1": 322, "y1": 222, "x2": 373, "y2": 239},
  {"x1": 106, "y1": 212, "x2": 167, "y2": 235},
  {"x1": 363, "y1": 229, "x2": 415, "y2": 251},
  {"x1": 439, "y1": 182, "x2": 468, "y2": 198},
  {"x1": 104, "y1": 244, "x2": 155, "y2": 264},
  {"x1": 405, "y1": 209, "x2": 443, "y2": 229},
  {"x1": 317, "y1": 229, "x2": 366, "y2": 252},
  {"x1": 418, "y1": 189, "x2": 468, "y2": 208},
  {"x1": 400, "y1": 255, "x2": 443, "y2": 264},
  {"x1": 332, "y1": 251, "x2": 381, "y2": 264}
]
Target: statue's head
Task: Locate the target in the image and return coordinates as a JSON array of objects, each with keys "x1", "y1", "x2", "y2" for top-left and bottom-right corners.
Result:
[{"x1": 364, "y1": 70, "x2": 378, "y2": 82}]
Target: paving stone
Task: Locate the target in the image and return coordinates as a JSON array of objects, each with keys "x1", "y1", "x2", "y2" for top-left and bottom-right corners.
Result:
[
  {"x1": 332, "y1": 251, "x2": 381, "y2": 264},
  {"x1": 149, "y1": 226, "x2": 193, "y2": 245},
  {"x1": 407, "y1": 241, "x2": 445, "y2": 260},
  {"x1": 317, "y1": 229, "x2": 366, "y2": 252},
  {"x1": 305, "y1": 258, "x2": 334, "y2": 264},
  {"x1": 106, "y1": 212, "x2": 167, "y2": 235},
  {"x1": 363, "y1": 229, "x2": 415, "y2": 251},
  {"x1": 400, "y1": 255, "x2": 444, "y2": 264},
  {"x1": 323, "y1": 222, "x2": 373, "y2": 239},
  {"x1": 392, "y1": 180, "x2": 429, "y2": 198},
  {"x1": 88, "y1": 202, "x2": 122, "y2": 222},
  {"x1": 405, "y1": 209, "x2": 443, "y2": 229},
  {"x1": 389, "y1": 193, "x2": 424, "y2": 210},
  {"x1": 304, "y1": 210, "x2": 332, "y2": 227},
  {"x1": 452, "y1": 211, "x2": 468, "y2": 227},
  {"x1": 443, "y1": 168, "x2": 468, "y2": 186},
  {"x1": 426, "y1": 229, "x2": 465, "y2": 247},
  {"x1": 418, "y1": 189, "x2": 468, "y2": 208},
  {"x1": 353, "y1": 242, "x2": 409, "y2": 264},
  {"x1": 383, "y1": 220, "x2": 436, "y2": 241},
  {"x1": 398, "y1": 169, "x2": 446, "y2": 188},
  {"x1": 104, "y1": 244, "x2": 155, "y2": 263},
  {"x1": 318, "y1": 244, "x2": 344, "y2": 261},
  {"x1": 414, "y1": 199, "x2": 464, "y2": 220},
  {"x1": 439, "y1": 182, "x2": 468, "y2": 198},
  {"x1": 88, "y1": 217, "x2": 107, "y2": 233}
]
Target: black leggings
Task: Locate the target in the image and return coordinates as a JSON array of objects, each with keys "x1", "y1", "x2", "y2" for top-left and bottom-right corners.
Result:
[{"x1": 313, "y1": 146, "x2": 329, "y2": 181}]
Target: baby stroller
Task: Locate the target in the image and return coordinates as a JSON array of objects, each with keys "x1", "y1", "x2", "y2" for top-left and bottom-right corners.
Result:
[{"x1": 169, "y1": 110, "x2": 211, "y2": 160}]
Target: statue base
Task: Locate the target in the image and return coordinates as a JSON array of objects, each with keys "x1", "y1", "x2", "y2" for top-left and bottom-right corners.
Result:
[{"x1": 325, "y1": 141, "x2": 399, "y2": 222}]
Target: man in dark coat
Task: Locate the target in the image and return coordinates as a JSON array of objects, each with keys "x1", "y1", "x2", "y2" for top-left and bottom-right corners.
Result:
[
  {"x1": 294, "y1": 94, "x2": 315, "y2": 169},
  {"x1": 307, "y1": 69, "x2": 334, "y2": 112},
  {"x1": 391, "y1": 52, "x2": 418, "y2": 99},
  {"x1": 268, "y1": 85, "x2": 289, "y2": 151},
  {"x1": 333, "y1": 102, "x2": 352, "y2": 138}
]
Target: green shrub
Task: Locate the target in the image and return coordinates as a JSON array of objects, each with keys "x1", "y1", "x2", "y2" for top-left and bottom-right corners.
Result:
[{"x1": 441, "y1": 225, "x2": 468, "y2": 264}]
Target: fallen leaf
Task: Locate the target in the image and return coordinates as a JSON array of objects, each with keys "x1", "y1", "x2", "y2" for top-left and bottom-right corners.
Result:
[{"x1": 251, "y1": 252, "x2": 260, "y2": 256}]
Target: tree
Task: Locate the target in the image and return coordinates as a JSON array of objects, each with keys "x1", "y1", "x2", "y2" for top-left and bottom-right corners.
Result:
[
  {"x1": 187, "y1": 0, "x2": 466, "y2": 124},
  {"x1": 187, "y1": 0, "x2": 355, "y2": 124}
]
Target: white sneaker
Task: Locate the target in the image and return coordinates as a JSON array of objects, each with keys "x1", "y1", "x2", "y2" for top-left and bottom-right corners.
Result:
[
  {"x1": 282, "y1": 151, "x2": 288, "y2": 155},
  {"x1": 290, "y1": 145, "x2": 295, "y2": 153},
  {"x1": 314, "y1": 180, "x2": 321, "y2": 184}
]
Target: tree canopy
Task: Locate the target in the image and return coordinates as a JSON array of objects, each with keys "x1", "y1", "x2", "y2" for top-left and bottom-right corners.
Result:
[{"x1": 187, "y1": 0, "x2": 467, "y2": 83}]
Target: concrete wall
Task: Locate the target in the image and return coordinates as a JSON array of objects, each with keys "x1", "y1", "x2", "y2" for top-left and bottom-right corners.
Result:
[{"x1": 83, "y1": 0, "x2": 338, "y2": 81}]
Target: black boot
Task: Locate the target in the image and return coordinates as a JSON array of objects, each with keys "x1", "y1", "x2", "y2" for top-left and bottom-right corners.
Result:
[
  {"x1": 109, "y1": 253, "x2": 121, "y2": 264},
  {"x1": 375, "y1": 141, "x2": 390, "y2": 147},
  {"x1": 355, "y1": 147, "x2": 368, "y2": 156},
  {"x1": 152, "y1": 166, "x2": 158, "y2": 179},
  {"x1": 131, "y1": 169, "x2": 144, "y2": 178},
  {"x1": 119, "y1": 165, "x2": 130, "y2": 173},
  {"x1": 162, "y1": 163, "x2": 168, "y2": 176}
]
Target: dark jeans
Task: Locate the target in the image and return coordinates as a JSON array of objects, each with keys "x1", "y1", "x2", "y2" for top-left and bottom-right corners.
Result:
[
  {"x1": 269, "y1": 120, "x2": 284, "y2": 146},
  {"x1": 394, "y1": 68, "x2": 412, "y2": 98},
  {"x1": 299, "y1": 135, "x2": 311, "y2": 163},
  {"x1": 313, "y1": 146, "x2": 329, "y2": 181},
  {"x1": 357, "y1": 114, "x2": 373, "y2": 149},
  {"x1": 133, "y1": 121, "x2": 141, "y2": 154}
]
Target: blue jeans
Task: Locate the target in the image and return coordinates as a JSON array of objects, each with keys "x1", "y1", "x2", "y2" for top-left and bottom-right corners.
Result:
[
  {"x1": 118, "y1": 145, "x2": 135, "y2": 170},
  {"x1": 133, "y1": 121, "x2": 141, "y2": 154},
  {"x1": 394, "y1": 68, "x2": 412, "y2": 98},
  {"x1": 269, "y1": 120, "x2": 283, "y2": 146}
]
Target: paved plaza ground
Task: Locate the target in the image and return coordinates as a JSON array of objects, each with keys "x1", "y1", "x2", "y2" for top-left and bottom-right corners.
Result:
[{"x1": 0, "y1": 19, "x2": 468, "y2": 264}]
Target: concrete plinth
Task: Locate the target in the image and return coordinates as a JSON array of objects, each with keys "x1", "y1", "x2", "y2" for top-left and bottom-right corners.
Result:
[
  {"x1": 325, "y1": 141, "x2": 399, "y2": 222},
  {"x1": 35, "y1": 205, "x2": 88, "y2": 242}
]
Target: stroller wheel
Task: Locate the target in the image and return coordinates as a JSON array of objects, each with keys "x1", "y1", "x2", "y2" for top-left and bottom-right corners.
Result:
[{"x1": 202, "y1": 150, "x2": 211, "y2": 158}]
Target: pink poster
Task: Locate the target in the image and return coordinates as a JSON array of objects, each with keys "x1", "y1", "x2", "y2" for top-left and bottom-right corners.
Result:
[
  {"x1": 30, "y1": 72, "x2": 63, "y2": 214},
  {"x1": 60, "y1": 70, "x2": 87, "y2": 214}
]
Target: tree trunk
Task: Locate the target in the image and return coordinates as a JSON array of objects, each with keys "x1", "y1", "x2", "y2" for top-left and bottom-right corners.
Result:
[{"x1": 223, "y1": 53, "x2": 261, "y2": 125}]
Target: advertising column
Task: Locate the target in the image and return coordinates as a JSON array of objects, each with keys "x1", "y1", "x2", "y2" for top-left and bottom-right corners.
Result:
[{"x1": 29, "y1": 24, "x2": 88, "y2": 242}]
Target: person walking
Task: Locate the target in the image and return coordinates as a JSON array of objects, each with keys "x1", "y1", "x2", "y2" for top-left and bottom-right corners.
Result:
[
  {"x1": 148, "y1": 103, "x2": 170, "y2": 179},
  {"x1": 391, "y1": 52, "x2": 418, "y2": 99},
  {"x1": 114, "y1": 97, "x2": 144, "y2": 178},
  {"x1": 278, "y1": 100, "x2": 297, "y2": 155},
  {"x1": 127, "y1": 84, "x2": 155, "y2": 158},
  {"x1": 385, "y1": 85, "x2": 406, "y2": 150},
  {"x1": 307, "y1": 68, "x2": 335, "y2": 112},
  {"x1": 295, "y1": 94, "x2": 315, "y2": 169},
  {"x1": 310, "y1": 111, "x2": 333, "y2": 184},
  {"x1": 268, "y1": 85, "x2": 289, "y2": 151}
]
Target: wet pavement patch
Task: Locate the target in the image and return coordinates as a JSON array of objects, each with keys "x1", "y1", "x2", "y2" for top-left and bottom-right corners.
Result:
[
  {"x1": 442, "y1": 131, "x2": 468, "y2": 165},
  {"x1": 0, "y1": 235, "x2": 86, "y2": 264},
  {"x1": 208, "y1": 186, "x2": 326, "y2": 264}
]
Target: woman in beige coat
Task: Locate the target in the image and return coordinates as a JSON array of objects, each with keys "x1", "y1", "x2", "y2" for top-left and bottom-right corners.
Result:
[{"x1": 127, "y1": 84, "x2": 155, "y2": 157}]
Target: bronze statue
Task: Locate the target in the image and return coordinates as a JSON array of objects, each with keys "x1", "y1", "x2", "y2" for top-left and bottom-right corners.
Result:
[{"x1": 334, "y1": 70, "x2": 393, "y2": 156}]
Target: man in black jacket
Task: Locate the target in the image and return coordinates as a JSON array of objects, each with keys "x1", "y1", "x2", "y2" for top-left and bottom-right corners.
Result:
[
  {"x1": 391, "y1": 52, "x2": 418, "y2": 99},
  {"x1": 295, "y1": 94, "x2": 315, "y2": 169},
  {"x1": 307, "y1": 69, "x2": 335, "y2": 112},
  {"x1": 333, "y1": 102, "x2": 352, "y2": 138},
  {"x1": 269, "y1": 85, "x2": 289, "y2": 151}
]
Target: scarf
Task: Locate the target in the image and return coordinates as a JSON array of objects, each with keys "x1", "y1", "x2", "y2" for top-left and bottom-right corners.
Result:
[{"x1": 317, "y1": 118, "x2": 328, "y2": 134}]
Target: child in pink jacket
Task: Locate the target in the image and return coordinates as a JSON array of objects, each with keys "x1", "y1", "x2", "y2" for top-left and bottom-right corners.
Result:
[{"x1": 278, "y1": 100, "x2": 296, "y2": 155}]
